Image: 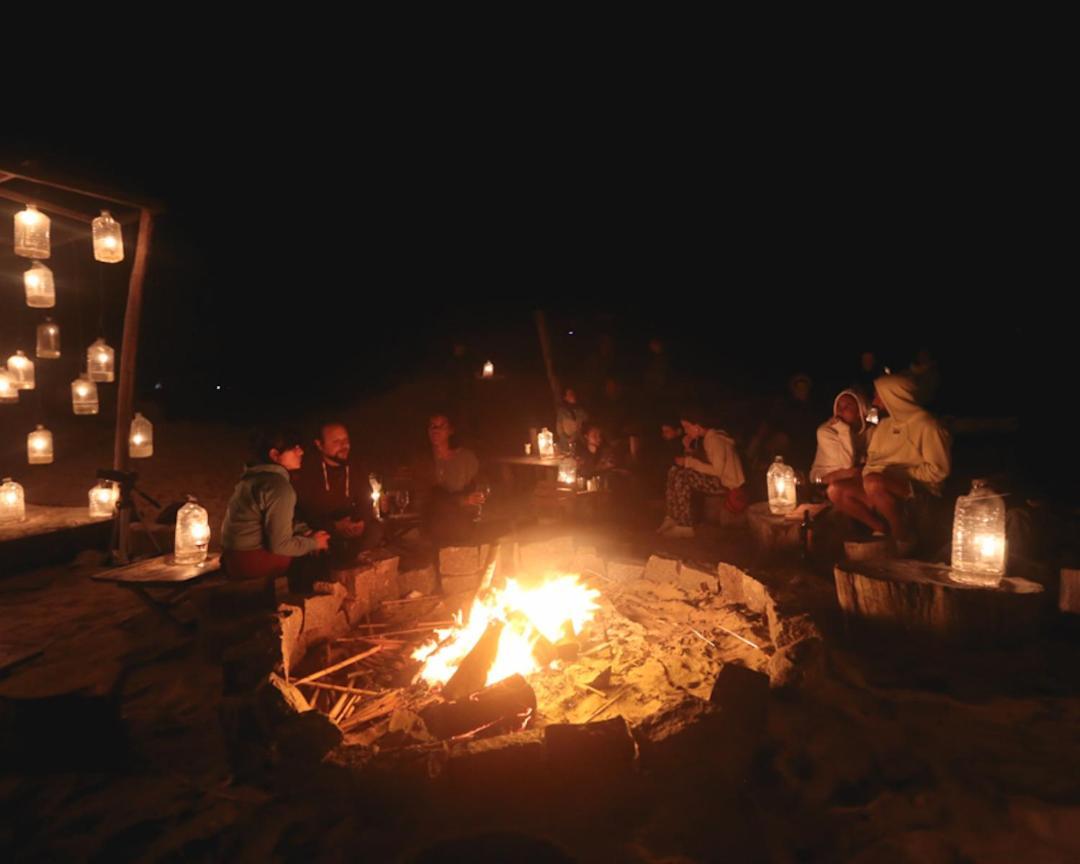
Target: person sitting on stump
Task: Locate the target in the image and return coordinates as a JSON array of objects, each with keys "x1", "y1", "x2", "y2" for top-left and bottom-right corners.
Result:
[
  {"x1": 810, "y1": 388, "x2": 873, "y2": 486},
  {"x1": 657, "y1": 408, "x2": 747, "y2": 539},
  {"x1": 826, "y1": 374, "x2": 951, "y2": 554}
]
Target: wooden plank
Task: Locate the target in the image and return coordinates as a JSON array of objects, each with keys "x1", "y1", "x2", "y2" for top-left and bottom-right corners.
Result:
[
  {"x1": 91, "y1": 553, "x2": 221, "y2": 585},
  {"x1": 293, "y1": 646, "x2": 382, "y2": 685},
  {"x1": 1060, "y1": 568, "x2": 1080, "y2": 614},
  {"x1": 0, "y1": 505, "x2": 110, "y2": 544}
]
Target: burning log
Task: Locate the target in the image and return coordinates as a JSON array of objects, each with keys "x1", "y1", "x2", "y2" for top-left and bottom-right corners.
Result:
[
  {"x1": 422, "y1": 673, "x2": 537, "y2": 740},
  {"x1": 441, "y1": 619, "x2": 504, "y2": 702}
]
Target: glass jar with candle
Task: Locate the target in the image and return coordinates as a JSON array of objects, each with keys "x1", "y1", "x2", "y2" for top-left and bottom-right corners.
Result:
[
  {"x1": 951, "y1": 479, "x2": 1006, "y2": 585},
  {"x1": 37, "y1": 318, "x2": 61, "y2": 359},
  {"x1": 767, "y1": 456, "x2": 797, "y2": 515},
  {"x1": 129, "y1": 412, "x2": 154, "y2": 458},
  {"x1": 8, "y1": 351, "x2": 35, "y2": 390},
  {"x1": 175, "y1": 497, "x2": 210, "y2": 564},
  {"x1": 24, "y1": 261, "x2": 55, "y2": 307},
  {"x1": 27, "y1": 425, "x2": 53, "y2": 464},
  {"x1": 0, "y1": 478, "x2": 27, "y2": 523},
  {"x1": 88, "y1": 480, "x2": 119, "y2": 518}
]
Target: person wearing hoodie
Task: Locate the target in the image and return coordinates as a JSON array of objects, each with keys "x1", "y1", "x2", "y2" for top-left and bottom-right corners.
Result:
[
  {"x1": 221, "y1": 427, "x2": 330, "y2": 580},
  {"x1": 291, "y1": 420, "x2": 385, "y2": 569},
  {"x1": 811, "y1": 389, "x2": 873, "y2": 485},
  {"x1": 658, "y1": 408, "x2": 747, "y2": 538},
  {"x1": 827, "y1": 375, "x2": 951, "y2": 545}
]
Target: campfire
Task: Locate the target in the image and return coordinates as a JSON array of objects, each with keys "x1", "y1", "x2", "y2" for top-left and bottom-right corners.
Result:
[
  {"x1": 280, "y1": 541, "x2": 775, "y2": 764},
  {"x1": 411, "y1": 570, "x2": 601, "y2": 695}
]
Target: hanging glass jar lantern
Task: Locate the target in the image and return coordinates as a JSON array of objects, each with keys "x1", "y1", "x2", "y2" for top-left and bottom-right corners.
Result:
[
  {"x1": 537, "y1": 427, "x2": 555, "y2": 458},
  {"x1": 37, "y1": 318, "x2": 61, "y2": 359},
  {"x1": 88, "y1": 479, "x2": 119, "y2": 518},
  {"x1": 27, "y1": 425, "x2": 53, "y2": 464},
  {"x1": 0, "y1": 478, "x2": 27, "y2": 523},
  {"x1": 767, "y1": 456, "x2": 798, "y2": 515},
  {"x1": 175, "y1": 497, "x2": 210, "y2": 564},
  {"x1": 0, "y1": 369, "x2": 18, "y2": 404},
  {"x1": 24, "y1": 261, "x2": 55, "y2": 308},
  {"x1": 558, "y1": 456, "x2": 577, "y2": 487},
  {"x1": 7, "y1": 351, "x2": 35, "y2": 390},
  {"x1": 87, "y1": 338, "x2": 115, "y2": 382},
  {"x1": 91, "y1": 210, "x2": 124, "y2": 263},
  {"x1": 950, "y1": 479, "x2": 1006, "y2": 585},
  {"x1": 71, "y1": 376, "x2": 99, "y2": 415},
  {"x1": 129, "y1": 412, "x2": 154, "y2": 458},
  {"x1": 482, "y1": 360, "x2": 494, "y2": 378},
  {"x1": 14, "y1": 204, "x2": 50, "y2": 259}
]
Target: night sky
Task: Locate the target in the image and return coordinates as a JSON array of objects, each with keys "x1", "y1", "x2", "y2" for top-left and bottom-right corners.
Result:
[{"x1": 0, "y1": 132, "x2": 1067, "y2": 490}]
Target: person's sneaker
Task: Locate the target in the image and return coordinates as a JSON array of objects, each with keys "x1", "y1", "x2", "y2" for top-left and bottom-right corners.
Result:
[
  {"x1": 662, "y1": 524, "x2": 695, "y2": 539},
  {"x1": 656, "y1": 516, "x2": 677, "y2": 534}
]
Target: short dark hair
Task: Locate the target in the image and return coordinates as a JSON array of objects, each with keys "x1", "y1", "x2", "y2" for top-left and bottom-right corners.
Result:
[
  {"x1": 315, "y1": 419, "x2": 347, "y2": 443},
  {"x1": 251, "y1": 426, "x2": 303, "y2": 464},
  {"x1": 679, "y1": 406, "x2": 707, "y2": 427}
]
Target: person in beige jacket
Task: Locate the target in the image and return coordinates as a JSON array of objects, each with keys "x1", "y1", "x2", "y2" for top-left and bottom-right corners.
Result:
[
  {"x1": 658, "y1": 408, "x2": 747, "y2": 538},
  {"x1": 811, "y1": 388, "x2": 873, "y2": 485},
  {"x1": 828, "y1": 375, "x2": 951, "y2": 544}
]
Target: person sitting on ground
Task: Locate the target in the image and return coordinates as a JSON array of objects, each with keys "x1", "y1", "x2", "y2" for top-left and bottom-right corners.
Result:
[
  {"x1": 826, "y1": 375, "x2": 951, "y2": 553},
  {"x1": 810, "y1": 389, "x2": 873, "y2": 486},
  {"x1": 221, "y1": 427, "x2": 330, "y2": 581},
  {"x1": 291, "y1": 420, "x2": 384, "y2": 569},
  {"x1": 657, "y1": 408, "x2": 747, "y2": 539}
]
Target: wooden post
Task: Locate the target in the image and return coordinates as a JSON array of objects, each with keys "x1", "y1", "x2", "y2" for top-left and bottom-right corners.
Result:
[
  {"x1": 113, "y1": 208, "x2": 153, "y2": 473},
  {"x1": 1060, "y1": 568, "x2": 1080, "y2": 614},
  {"x1": 533, "y1": 309, "x2": 561, "y2": 418},
  {"x1": 110, "y1": 208, "x2": 153, "y2": 562}
]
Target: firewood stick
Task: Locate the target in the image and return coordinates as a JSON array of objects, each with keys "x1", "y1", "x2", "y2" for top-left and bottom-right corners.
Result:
[
  {"x1": 580, "y1": 641, "x2": 611, "y2": 657},
  {"x1": 380, "y1": 595, "x2": 440, "y2": 606},
  {"x1": 340, "y1": 691, "x2": 401, "y2": 730},
  {"x1": 331, "y1": 693, "x2": 361, "y2": 723},
  {"x1": 298, "y1": 681, "x2": 382, "y2": 696},
  {"x1": 690, "y1": 627, "x2": 717, "y2": 649},
  {"x1": 328, "y1": 691, "x2": 349, "y2": 721},
  {"x1": 293, "y1": 646, "x2": 382, "y2": 685},
  {"x1": 712, "y1": 624, "x2": 761, "y2": 651},
  {"x1": 584, "y1": 685, "x2": 631, "y2": 722},
  {"x1": 370, "y1": 625, "x2": 453, "y2": 638}
]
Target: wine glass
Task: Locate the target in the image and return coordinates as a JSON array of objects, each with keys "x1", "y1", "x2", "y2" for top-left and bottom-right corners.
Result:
[{"x1": 474, "y1": 482, "x2": 492, "y2": 522}]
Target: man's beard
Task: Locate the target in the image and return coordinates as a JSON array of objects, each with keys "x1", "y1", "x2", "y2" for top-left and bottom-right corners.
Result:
[{"x1": 323, "y1": 451, "x2": 349, "y2": 466}]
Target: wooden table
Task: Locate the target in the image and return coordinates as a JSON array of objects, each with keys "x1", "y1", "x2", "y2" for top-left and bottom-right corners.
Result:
[{"x1": 91, "y1": 553, "x2": 222, "y2": 631}]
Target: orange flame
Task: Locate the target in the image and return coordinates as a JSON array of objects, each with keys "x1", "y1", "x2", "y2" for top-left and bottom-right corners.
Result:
[{"x1": 412, "y1": 572, "x2": 600, "y2": 690}]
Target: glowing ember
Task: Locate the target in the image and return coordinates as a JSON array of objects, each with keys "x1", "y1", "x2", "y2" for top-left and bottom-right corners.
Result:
[{"x1": 412, "y1": 572, "x2": 600, "y2": 690}]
